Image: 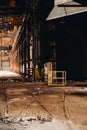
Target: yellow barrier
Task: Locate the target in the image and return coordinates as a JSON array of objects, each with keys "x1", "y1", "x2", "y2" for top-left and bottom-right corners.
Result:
[{"x1": 48, "y1": 71, "x2": 66, "y2": 86}]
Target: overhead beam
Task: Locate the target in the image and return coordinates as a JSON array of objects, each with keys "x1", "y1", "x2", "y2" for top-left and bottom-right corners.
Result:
[
  {"x1": 0, "y1": 46, "x2": 12, "y2": 50},
  {"x1": 54, "y1": 0, "x2": 72, "y2": 5},
  {"x1": 47, "y1": 1, "x2": 87, "y2": 20},
  {"x1": 0, "y1": 6, "x2": 25, "y2": 15}
]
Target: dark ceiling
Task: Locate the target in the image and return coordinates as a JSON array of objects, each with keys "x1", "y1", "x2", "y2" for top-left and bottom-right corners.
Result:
[
  {"x1": 75, "y1": 0, "x2": 87, "y2": 5},
  {"x1": 0, "y1": 0, "x2": 26, "y2": 31},
  {"x1": 0, "y1": 0, "x2": 26, "y2": 15}
]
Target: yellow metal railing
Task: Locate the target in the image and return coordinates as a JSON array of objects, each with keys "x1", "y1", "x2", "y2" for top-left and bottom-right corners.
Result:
[{"x1": 48, "y1": 71, "x2": 66, "y2": 86}]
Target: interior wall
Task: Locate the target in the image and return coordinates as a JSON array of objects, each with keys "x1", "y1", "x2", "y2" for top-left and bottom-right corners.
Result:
[
  {"x1": 0, "y1": 61, "x2": 10, "y2": 70},
  {"x1": 56, "y1": 12, "x2": 87, "y2": 80}
]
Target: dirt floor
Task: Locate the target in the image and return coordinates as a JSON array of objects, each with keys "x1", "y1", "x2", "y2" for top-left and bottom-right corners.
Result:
[{"x1": 0, "y1": 82, "x2": 87, "y2": 130}]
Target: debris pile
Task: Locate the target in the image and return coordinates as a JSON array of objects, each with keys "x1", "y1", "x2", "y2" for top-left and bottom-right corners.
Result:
[{"x1": 19, "y1": 116, "x2": 52, "y2": 124}]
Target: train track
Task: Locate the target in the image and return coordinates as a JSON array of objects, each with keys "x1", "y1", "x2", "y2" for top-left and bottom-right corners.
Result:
[
  {"x1": 1, "y1": 83, "x2": 80, "y2": 130},
  {"x1": 63, "y1": 92, "x2": 79, "y2": 130},
  {"x1": 63, "y1": 93, "x2": 73, "y2": 130},
  {"x1": 15, "y1": 94, "x2": 53, "y2": 121}
]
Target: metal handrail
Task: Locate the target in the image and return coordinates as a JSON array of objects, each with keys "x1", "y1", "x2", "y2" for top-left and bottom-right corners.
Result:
[{"x1": 48, "y1": 71, "x2": 66, "y2": 86}]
